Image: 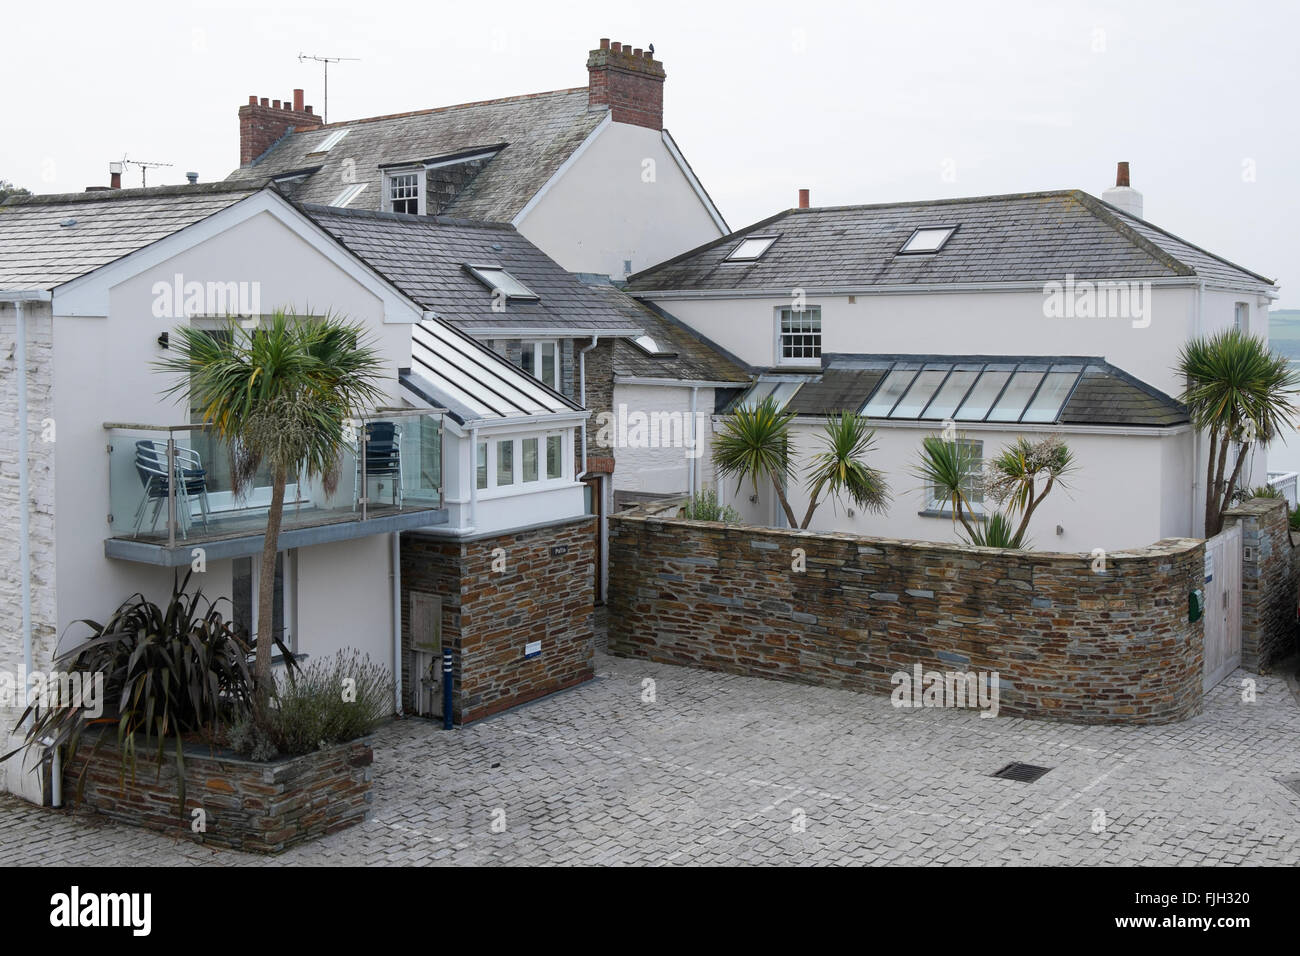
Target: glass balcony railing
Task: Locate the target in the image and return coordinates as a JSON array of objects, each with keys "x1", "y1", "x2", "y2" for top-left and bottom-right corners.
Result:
[{"x1": 105, "y1": 409, "x2": 444, "y2": 549}]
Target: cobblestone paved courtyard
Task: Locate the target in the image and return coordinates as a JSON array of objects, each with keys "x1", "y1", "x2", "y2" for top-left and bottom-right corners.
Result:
[{"x1": 3, "y1": 652, "x2": 1299, "y2": 865}]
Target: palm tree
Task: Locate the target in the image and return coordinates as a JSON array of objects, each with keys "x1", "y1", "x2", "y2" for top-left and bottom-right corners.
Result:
[
  {"x1": 984, "y1": 435, "x2": 1075, "y2": 545},
  {"x1": 915, "y1": 433, "x2": 1075, "y2": 548},
  {"x1": 713, "y1": 395, "x2": 799, "y2": 527},
  {"x1": 914, "y1": 434, "x2": 983, "y2": 539},
  {"x1": 713, "y1": 399, "x2": 890, "y2": 529},
  {"x1": 1177, "y1": 328, "x2": 1299, "y2": 536},
  {"x1": 156, "y1": 310, "x2": 386, "y2": 703},
  {"x1": 801, "y1": 412, "x2": 891, "y2": 527}
]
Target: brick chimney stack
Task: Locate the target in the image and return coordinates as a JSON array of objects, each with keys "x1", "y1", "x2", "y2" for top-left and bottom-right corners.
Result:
[
  {"x1": 238, "y1": 89, "x2": 322, "y2": 167},
  {"x1": 798, "y1": 188, "x2": 810, "y2": 209},
  {"x1": 587, "y1": 38, "x2": 666, "y2": 130}
]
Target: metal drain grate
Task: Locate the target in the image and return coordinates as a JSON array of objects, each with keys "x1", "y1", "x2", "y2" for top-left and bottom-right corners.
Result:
[{"x1": 992, "y1": 762, "x2": 1053, "y2": 783}]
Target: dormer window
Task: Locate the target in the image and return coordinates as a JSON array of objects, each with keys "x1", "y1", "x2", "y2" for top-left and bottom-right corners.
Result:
[
  {"x1": 725, "y1": 235, "x2": 777, "y2": 261},
  {"x1": 465, "y1": 265, "x2": 539, "y2": 301},
  {"x1": 899, "y1": 226, "x2": 957, "y2": 255},
  {"x1": 386, "y1": 170, "x2": 423, "y2": 215}
]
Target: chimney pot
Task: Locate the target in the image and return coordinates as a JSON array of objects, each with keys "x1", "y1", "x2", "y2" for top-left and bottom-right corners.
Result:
[
  {"x1": 260, "y1": 97, "x2": 269, "y2": 107},
  {"x1": 611, "y1": 41, "x2": 622, "y2": 52},
  {"x1": 272, "y1": 99, "x2": 281, "y2": 110},
  {"x1": 305, "y1": 105, "x2": 313, "y2": 114},
  {"x1": 599, "y1": 37, "x2": 610, "y2": 50},
  {"x1": 798, "y1": 188, "x2": 810, "y2": 209},
  {"x1": 248, "y1": 95, "x2": 258, "y2": 106},
  {"x1": 110, "y1": 171, "x2": 121, "y2": 190},
  {"x1": 1116, "y1": 161, "x2": 1130, "y2": 187},
  {"x1": 186, "y1": 171, "x2": 199, "y2": 185},
  {"x1": 293, "y1": 88, "x2": 304, "y2": 112},
  {"x1": 632, "y1": 48, "x2": 642, "y2": 57}
]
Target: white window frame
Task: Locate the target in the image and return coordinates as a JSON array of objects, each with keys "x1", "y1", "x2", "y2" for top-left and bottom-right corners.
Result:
[
  {"x1": 1234, "y1": 302, "x2": 1249, "y2": 333},
  {"x1": 924, "y1": 438, "x2": 984, "y2": 515},
  {"x1": 474, "y1": 430, "x2": 573, "y2": 499},
  {"x1": 384, "y1": 167, "x2": 424, "y2": 215},
  {"x1": 520, "y1": 340, "x2": 560, "y2": 390},
  {"x1": 775, "y1": 305, "x2": 822, "y2": 367}
]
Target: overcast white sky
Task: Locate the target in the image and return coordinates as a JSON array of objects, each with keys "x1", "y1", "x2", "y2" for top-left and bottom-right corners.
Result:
[{"x1": 5, "y1": 0, "x2": 1297, "y2": 304}]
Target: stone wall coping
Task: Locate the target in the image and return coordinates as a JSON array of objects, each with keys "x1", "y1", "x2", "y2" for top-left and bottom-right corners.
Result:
[
  {"x1": 79, "y1": 726, "x2": 376, "y2": 770},
  {"x1": 610, "y1": 512, "x2": 1202, "y2": 564},
  {"x1": 1225, "y1": 497, "x2": 1290, "y2": 519}
]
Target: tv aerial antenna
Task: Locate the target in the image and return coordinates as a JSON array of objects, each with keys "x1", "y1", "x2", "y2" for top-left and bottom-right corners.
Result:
[
  {"x1": 298, "y1": 53, "x2": 360, "y2": 123},
  {"x1": 121, "y1": 155, "x2": 174, "y2": 187}
]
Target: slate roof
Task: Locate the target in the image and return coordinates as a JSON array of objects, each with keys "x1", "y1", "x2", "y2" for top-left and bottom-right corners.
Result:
[
  {"x1": 303, "y1": 204, "x2": 644, "y2": 334},
  {"x1": 571, "y1": 281, "x2": 750, "y2": 383},
  {"x1": 0, "y1": 184, "x2": 261, "y2": 290},
  {"x1": 626, "y1": 190, "x2": 1275, "y2": 293},
  {"x1": 738, "y1": 354, "x2": 1188, "y2": 428},
  {"x1": 227, "y1": 89, "x2": 604, "y2": 223}
]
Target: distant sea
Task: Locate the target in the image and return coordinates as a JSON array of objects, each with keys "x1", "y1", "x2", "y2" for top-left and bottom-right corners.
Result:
[{"x1": 1269, "y1": 310, "x2": 1300, "y2": 475}]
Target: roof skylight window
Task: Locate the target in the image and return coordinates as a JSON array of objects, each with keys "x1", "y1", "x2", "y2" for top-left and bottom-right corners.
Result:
[
  {"x1": 860, "y1": 361, "x2": 1082, "y2": 424},
  {"x1": 633, "y1": 335, "x2": 661, "y2": 354},
  {"x1": 899, "y1": 226, "x2": 957, "y2": 255},
  {"x1": 330, "y1": 183, "x2": 367, "y2": 207},
  {"x1": 311, "y1": 128, "x2": 351, "y2": 154},
  {"x1": 466, "y1": 265, "x2": 539, "y2": 301},
  {"x1": 725, "y1": 236, "x2": 777, "y2": 261}
]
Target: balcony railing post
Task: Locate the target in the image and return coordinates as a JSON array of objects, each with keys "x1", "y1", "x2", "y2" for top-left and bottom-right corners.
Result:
[
  {"x1": 166, "y1": 436, "x2": 177, "y2": 549},
  {"x1": 359, "y1": 419, "x2": 368, "y2": 522}
]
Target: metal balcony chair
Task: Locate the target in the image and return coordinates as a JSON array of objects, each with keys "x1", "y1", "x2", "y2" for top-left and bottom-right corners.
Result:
[
  {"x1": 353, "y1": 421, "x2": 403, "y2": 512},
  {"x1": 131, "y1": 440, "x2": 211, "y2": 538}
]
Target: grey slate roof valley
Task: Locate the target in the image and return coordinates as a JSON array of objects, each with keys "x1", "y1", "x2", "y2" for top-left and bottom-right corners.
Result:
[
  {"x1": 303, "y1": 204, "x2": 645, "y2": 335},
  {"x1": 0, "y1": 184, "x2": 260, "y2": 290},
  {"x1": 227, "y1": 89, "x2": 604, "y2": 223},
  {"x1": 573, "y1": 280, "x2": 750, "y2": 384},
  {"x1": 745, "y1": 354, "x2": 1188, "y2": 428},
  {"x1": 625, "y1": 190, "x2": 1275, "y2": 293}
]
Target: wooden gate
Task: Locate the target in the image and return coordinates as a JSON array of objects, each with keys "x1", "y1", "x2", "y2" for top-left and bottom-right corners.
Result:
[{"x1": 1202, "y1": 525, "x2": 1242, "y2": 692}]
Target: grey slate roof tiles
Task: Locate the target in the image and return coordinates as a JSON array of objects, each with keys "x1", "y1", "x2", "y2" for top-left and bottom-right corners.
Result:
[
  {"x1": 303, "y1": 204, "x2": 645, "y2": 334},
  {"x1": 0, "y1": 184, "x2": 260, "y2": 290},
  {"x1": 226, "y1": 89, "x2": 604, "y2": 223},
  {"x1": 625, "y1": 190, "x2": 1275, "y2": 293}
]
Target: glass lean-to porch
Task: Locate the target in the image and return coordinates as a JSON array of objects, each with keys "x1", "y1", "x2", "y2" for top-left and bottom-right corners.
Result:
[{"x1": 104, "y1": 409, "x2": 446, "y2": 562}]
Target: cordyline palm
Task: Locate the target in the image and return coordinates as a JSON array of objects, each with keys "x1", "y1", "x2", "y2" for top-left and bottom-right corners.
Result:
[
  {"x1": 914, "y1": 434, "x2": 984, "y2": 540},
  {"x1": 713, "y1": 398, "x2": 889, "y2": 529},
  {"x1": 984, "y1": 435, "x2": 1075, "y2": 546},
  {"x1": 156, "y1": 310, "x2": 386, "y2": 705},
  {"x1": 1177, "y1": 328, "x2": 1299, "y2": 536},
  {"x1": 802, "y1": 412, "x2": 890, "y2": 527}
]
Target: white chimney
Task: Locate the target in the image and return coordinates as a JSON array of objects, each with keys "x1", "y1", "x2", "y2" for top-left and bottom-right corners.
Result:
[{"x1": 1102, "y1": 161, "x2": 1143, "y2": 219}]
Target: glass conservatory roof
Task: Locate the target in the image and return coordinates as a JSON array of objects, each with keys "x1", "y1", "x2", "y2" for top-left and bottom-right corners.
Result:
[{"x1": 862, "y1": 361, "x2": 1083, "y2": 423}]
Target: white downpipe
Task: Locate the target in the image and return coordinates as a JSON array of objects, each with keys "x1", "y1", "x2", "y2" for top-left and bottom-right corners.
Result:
[
  {"x1": 688, "y1": 386, "x2": 699, "y2": 497},
  {"x1": 15, "y1": 301, "x2": 31, "y2": 726},
  {"x1": 1192, "y1": 280, "x2": 1205, "y2": 537},
  {"x1": 578, "y1": 335, "x2": 599, "y2": 469},
  {"x1": 390, "y1": 531, "x2": 402, "y2": 715}
]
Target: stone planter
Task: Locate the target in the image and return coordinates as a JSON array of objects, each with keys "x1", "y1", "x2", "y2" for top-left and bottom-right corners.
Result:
[{"x1": 62, "y1": 732, "x2": 375, "y2": 854}]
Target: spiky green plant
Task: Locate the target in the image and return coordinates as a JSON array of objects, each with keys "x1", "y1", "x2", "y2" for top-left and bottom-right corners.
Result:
[
  {"x1": 802, "y1": 412, "x2": 891, "y2": 527},
  {"x1": 680, "y1": 487, "x2": 742, "y2": 524},
  {"x1": 983, "y1": 435, "x2": 1076, "y2": 545},
  {"x1": 914, "y1": 435, "x2": 983, "y2": 538},
  {"x1": 156, "y1": 310, "x2": 386, "y2": 704},
  {"x1": 1177, "y1": 328, "x2": 1299, "y2": 536},
  {"x1": 963, "y1": 510, "x2": 1024, "y2": 548},
  {"x1": 713, "y1": 395, "x2": 800, "y2": 527},
  {"x1": 2, "y1": 571, "x2": 266, "y2": 813}
]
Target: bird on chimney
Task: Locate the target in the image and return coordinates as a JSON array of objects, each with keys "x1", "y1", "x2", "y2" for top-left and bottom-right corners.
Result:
[{"x1": 648, "y1": 44, "x2": 655, "y2": 56}]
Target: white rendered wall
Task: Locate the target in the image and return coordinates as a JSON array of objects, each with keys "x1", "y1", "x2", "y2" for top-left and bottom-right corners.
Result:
[{"x1": 517, "y1": 123, "x2": 725, "y2": 281}]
